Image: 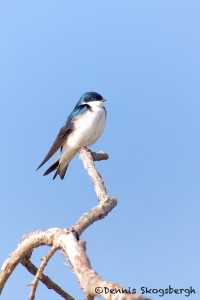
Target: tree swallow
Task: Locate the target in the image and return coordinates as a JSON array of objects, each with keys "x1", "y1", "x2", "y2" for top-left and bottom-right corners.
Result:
[{"x1": 37, "y1": 91, "x2": 107, "y2": 180}]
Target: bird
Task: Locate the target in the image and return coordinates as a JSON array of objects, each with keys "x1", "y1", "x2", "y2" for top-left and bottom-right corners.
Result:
[{"x1": 37, "y1": 91, "x2": 107, "y2": 180}]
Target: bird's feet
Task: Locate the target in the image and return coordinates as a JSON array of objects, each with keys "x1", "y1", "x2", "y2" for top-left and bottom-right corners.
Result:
[
  {"x1": 78, "y1": 146, "x2": 92, "y2": 154},
  {"x1": 78, "y1": 145, "x2": 87, "y2": 151}
]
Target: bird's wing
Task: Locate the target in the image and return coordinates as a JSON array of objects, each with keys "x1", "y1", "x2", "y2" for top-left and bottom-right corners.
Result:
[
  {"x1": 37, "y1": 104, "x2": 89, "y2": 171},
  {"x1": 37, "y1": 119, "x2": 74, "y2": 170}
]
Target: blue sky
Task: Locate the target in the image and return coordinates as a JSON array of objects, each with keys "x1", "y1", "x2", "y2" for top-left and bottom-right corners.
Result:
[{"x1": 0, "y1": 1, "x2": 199, "y2": 299}]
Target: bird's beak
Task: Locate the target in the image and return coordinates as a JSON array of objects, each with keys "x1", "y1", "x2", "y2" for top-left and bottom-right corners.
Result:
[{"x1": 102, "y1": 98, "x2": 107, "y2": 102}]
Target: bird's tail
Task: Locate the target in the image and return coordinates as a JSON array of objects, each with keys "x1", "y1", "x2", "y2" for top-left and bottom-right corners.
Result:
[
  {"x1": 43, "y1": 158, "x2": 59, "y2": 177},
  {"x1": 53, "y1": 164, "x2": 69, "y2": 180},
  {"x1": 43, "y1": 149, "x2": 77, "y2": 180},
  {"x1": 43, "y1": 159, "x2": 69, "y2": 180}
]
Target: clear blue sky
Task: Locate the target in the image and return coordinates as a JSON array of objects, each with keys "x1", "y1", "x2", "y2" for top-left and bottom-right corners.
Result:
[{"x1": 0, "y1": 1, "x2": 199, "y2": 299}]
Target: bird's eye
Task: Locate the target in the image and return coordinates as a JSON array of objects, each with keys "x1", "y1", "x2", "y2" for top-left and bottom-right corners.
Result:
[{"x1": 90, "y1": 93, "x2": 103, "y2": 101}]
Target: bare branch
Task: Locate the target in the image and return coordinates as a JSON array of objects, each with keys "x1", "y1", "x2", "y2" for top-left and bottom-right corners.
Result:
[
  {"x1": 74, "y1": 196, "x2": 117, "y2": 236},
  {"x1": 21, "y1": 255, "x2": 74, "y2": 300},
  {"x1": 79, "y1": 148, "x2": 108, "y2": 202},
  {"x1": 91, "y1": 151, "x2": 109, "y2": 161},
  {"x1": 28, "y1": 246, "x2": 57, "y2": 300},
  {"x1": 75, "y1": 149, "x2": 117, "y2": 236},
  {"x1": 0, "y1": 148, "x2": 149, "y2": 300},
  {"x1": 0, "y1": 228, "x2": 62, "y2": 293},
  {"x1": 58, "y1": 232, "x2": 149, "y2": 300}
]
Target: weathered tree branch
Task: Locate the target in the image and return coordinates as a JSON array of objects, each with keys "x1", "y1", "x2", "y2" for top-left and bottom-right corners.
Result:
[
  {"x1": 0, "y1": 228, "x2": 60, "y2": 292},
  {"x1": 28, "y1": 246, "x2": 57, "y2": 300},
  {"x1": 58, "y1": 232, "x2": 149, "y2": 300},
  {"x1": 0, "y1": 149, "x2": 149, "y2": 300},
  {"x1": 74, "y1": 196, "x2": 117, "y2": 236},
  {"x1": 79, "y1": 148, "x2": 108, "y2": 202},
  {"x1": 21, "y1": 254, "x2": 74, "y2": 300}
]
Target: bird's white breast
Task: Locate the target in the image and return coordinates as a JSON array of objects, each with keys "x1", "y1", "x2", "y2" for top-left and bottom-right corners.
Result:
[{"x1": 66, "y1": 104, "x2": 106, "y2": 149}]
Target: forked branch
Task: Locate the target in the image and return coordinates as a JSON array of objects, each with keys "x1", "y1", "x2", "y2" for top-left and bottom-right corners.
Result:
[{"x1": 0, "y1": 148, "x2": 149, "y2": 300}]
